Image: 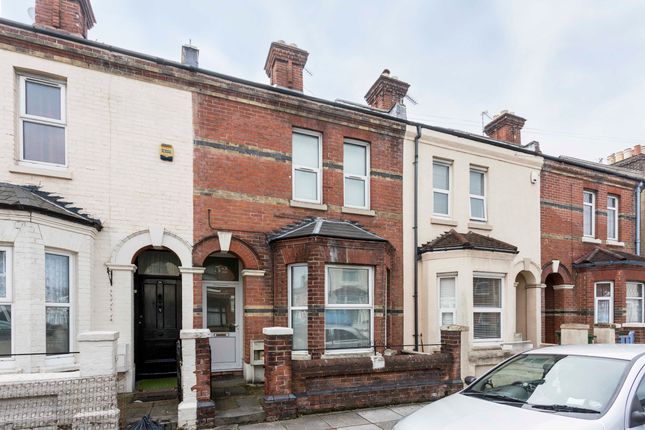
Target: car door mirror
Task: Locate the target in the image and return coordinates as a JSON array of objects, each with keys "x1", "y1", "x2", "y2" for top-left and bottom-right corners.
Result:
[
  {"x1": 464, "y1": 376, "x2": 477, "y2": 385},
  {"x1": 631, "y1": 410, "x2": 645, "y2": 427}
]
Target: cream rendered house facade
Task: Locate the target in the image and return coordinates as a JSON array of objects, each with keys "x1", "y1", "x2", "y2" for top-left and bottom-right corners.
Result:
[{"x1": 403, "y1": 121, "x2": 544, "y2": 377}]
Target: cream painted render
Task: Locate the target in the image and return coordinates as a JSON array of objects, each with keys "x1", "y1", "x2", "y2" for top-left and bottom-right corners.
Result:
[
  {"x1": 403, "y1": 125, "x2": 544, "y2": 377},
  {"x1": 0, "y1": 49, "x2": 194, "y2": 393}
]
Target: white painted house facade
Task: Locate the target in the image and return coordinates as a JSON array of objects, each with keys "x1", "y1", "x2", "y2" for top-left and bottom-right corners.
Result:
[{"x1": 403, "y1": 118, "x2": 544, "y2": 377}]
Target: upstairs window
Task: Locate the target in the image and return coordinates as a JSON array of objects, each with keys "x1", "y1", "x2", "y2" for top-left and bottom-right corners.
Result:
[
  {"x1": 19, "y1": 76, "x2": 66, "y2": 166},
  {"x1": 292, "y1": 130, "x2": 322, "y2": 203},
  {"x1": 607, "y1": 195, "x2": 619, "y2": 241},
  {"x1": 469, "y1": 168, "x2": 487, "y2": 221},
  {"x1": 583, "y1": 191, "x2": 596, "y2": 237},
  {"x1": 433, "y1": 161, "x2": 450, "y2": 217},
  {"x1": 343, "y1": 140, "x2": 370, "y2": 209}
]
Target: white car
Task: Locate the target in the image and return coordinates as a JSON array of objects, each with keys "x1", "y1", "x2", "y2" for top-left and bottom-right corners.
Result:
[{"x1": 394, "y1": 344, "x2": 645, "y2": 430}]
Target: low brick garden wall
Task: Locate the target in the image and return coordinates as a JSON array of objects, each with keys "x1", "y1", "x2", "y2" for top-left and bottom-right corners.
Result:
[{"x1": 262, "y1": 326, "x2": 464, "y2": 421}]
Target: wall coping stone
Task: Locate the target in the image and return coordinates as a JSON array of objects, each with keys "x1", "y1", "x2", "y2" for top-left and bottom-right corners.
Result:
[
  {"x1": 561, "y1": 323, "x2": 590, "y2": 330},
  {"x1": 77, "y1": 331, "x2": 119, "y2": 342},
  {"x1": 180, "y1": 329, "x2": 212, "y2": 339},
  {"x1": 440, "y1": 324, "x2": 469, "y2": 332},
  {"x1": 263, "y1": 327, "x2": 293, "y2": 336}
]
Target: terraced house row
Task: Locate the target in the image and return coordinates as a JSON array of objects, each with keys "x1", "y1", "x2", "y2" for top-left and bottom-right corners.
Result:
[{"x1": 0, "y1": 0, "x2": 644, "y2": 428}]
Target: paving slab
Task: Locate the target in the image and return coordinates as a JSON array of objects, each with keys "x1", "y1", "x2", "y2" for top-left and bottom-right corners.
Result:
[
  {"x1": 376, "y1": 420, "x2": 398, "y2": 430},
  {"x1": 337, "y1": 424, "x2": 382, "y2": 430},
  {"x1": 239, "y1": 421, "x2": 287, "y2": 430},
  {"x1": 388, "y1": 404, "x2": 422, "y2": 417},
  {"x1": 320, "y1": 412, "x2": 370, "y2": 428},
  {"x1": 283, "y1": 415, "x2": 332, "y2": 430},
  {"x1": 356, "y1": 408, "x2": 402, "y2": 423}
]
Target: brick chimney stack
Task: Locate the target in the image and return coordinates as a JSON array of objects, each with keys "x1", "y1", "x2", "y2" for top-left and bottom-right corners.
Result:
[
  {"x1": 364, "y1": 69, "x2": 410, "y2": 112},
  {"x1": 35, "y1": 0, "x2": 96, "y2": 38},
  {"x1": 483, "y1": 111, "x2": 526, "y2": 145},
  {"x1": 264, "y1": 41, "x2": 309, "y2": 92}
]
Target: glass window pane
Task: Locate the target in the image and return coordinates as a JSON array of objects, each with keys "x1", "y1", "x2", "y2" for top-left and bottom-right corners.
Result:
[
  {"x1": 23, "y1": 121, "x2": 65, "y2": 164},
  {"x1": 345, "y1": 177, "x2": 366, "y2": 207},
  {"x1": 46, "y1": 307, "x2": 69, "y2": 354},
  {"x1": 206, "y1": 286, "x2": 235, "y2": 331},
  {"x1": 325, "y1": 309, "x2": 370, "y2": 350},
  {"x1": 439, "y1": 277, "x2": 456, "y2": 308},
  {"x1": 473, "y1": 278, "x2": 501, "y2": 307},
  {"x1": 441, "y1": 312, "x2": 454, "y2": 326},
  {"x1": 470, "y1": 170, "x2": 484, "y2": 196},
  {"x1": 470, "y1": 197, "x2": 485, "y2": 219},
  {"x1": 608, "y1": 196, "x2": 617, "y2": 209},
  {"x1": 434, "y1": 192, "x2": 449, "y2": 215},
  {"x1": 291, "y1": 265, "x2": 308, "y2": 307},
  {"x1": 0, "y1": 251, "x2": 5, "y2": 298},
  {"x1": 45, "y1": 254, "x2": 69, "y2": 304},
  {"x1": 596, "y1": 283, "x2": 611, "y2": 297},
  {"x1": 294, "y1": 169, "x2": 318, "y2": 201},
  {"x1": 344, "y1": 143, "x2": 366, "y2": 176},
  {"x1": 292, "y1": 310, "x2": 308, "y2": 351},
  {"x1": 596, "y1": 300, "x2": 610, "y2": 323},
  {"x1": 627, "y1": 298, "x2": 642, "y2": 323},
  {"x1": 203, "y1": 257, "x2": 239, "y2": 281},
  {"x1": 584, "y1": 192, "x2": 593, "y2": 204},
  {"x1": 138, "y1": 251, "x2": 181, "y2": 277},
  {"x1": 293, "y1": 133, "x2": 319, "y2": 168},
  {"x1": 328, "y1": 267, "x2": 369, "y2": 304},
  {"x1": 25, "y1": 81, "x2": 61, "y2": 120},
  {"x1": 0, "y1": 305, "x2": 10, "y2": 355},
  {"x1": 433, "y1": 163, "x2": 449, "y2": 190},
  {"x1": 608, "y1": 210, "x2": 616, "y2": 239},
  {"x1": 584, "y1": 205, "x2": 593, "y2": 236},
  {"x1": 474, "y1": 312, "x2": 500, "y2": 339},
  {"x1": 628, "y1": 283, "x2": 643, "y2": 298}
]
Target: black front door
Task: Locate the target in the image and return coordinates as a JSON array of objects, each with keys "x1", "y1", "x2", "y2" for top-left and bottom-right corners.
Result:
[{"x1": 135, "y1": 278, "x2": 181, "y2": 378}]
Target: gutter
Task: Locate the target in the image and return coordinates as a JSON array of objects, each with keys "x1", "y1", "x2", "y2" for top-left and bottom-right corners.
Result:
[
  {"x1": 413, "y1": 124, "x2": 421, "y2": 351},
  {"x1": 637, "y1": 182, "x2": 643, "y2": 255}
]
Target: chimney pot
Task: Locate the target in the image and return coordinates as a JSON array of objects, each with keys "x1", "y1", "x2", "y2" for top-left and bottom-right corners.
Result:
[
  {"x1": 364, "y1": 70, "x2": 410, "y2": 114},
  {"x1": 181, "y1": 44, "x2": 199, "y2": 68},
  {"x1": 615, "y1": 151, "x2": 624, "y2": 162},
  {"x1": 634, "y1": 145, "x2": 642, "y2": 156},
  {"x1": 483, "y1": 110, "x2": 526, "y2": 145},
  {"x1": 607, "y1": 154, "x2": 616, "y2": 164},
  {"x1": 264, "y1": 41, "x2": 309, "y2": 92},
  {"x1": 34, "y1": 0, "x2": 96, "y2": 38}
]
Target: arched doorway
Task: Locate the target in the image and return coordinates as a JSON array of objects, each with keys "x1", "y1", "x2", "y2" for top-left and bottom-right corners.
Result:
[
  {"x1": 203, "y1": 253, "x2": 243, "y2": 371},
  {"x1": 134, "y1": 248, "x2": 182, "y2": 380},
  {"x1": 544, "y1": 273, "x2": 563, "y2": 344},
  {"x1": 514, "y1": 270, "x2": 539, "y2": 347}
]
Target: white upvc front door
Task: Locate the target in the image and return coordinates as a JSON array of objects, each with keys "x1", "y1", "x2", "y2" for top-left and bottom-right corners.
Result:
[{"x1": 203, "y1": 280, "x2": 243, "y2": 371}]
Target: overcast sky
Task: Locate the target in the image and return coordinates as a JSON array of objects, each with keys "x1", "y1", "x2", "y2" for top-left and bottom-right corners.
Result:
[{"x1": 3, "y1": 0, "x2": 644, "y2": 162}]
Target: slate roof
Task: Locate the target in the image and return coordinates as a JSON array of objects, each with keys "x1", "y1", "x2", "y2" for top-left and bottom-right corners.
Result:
[
  {"x1": 418, "y1": 229, "x2": 518, "y2": 254},
  {"x1": 0, "y1": 182, "x2": 102, "y2": 230},
  {"x1": 574, "y1": 247, "x2": 645, "y2": 267},
  {"x1": 268, "y1": 217, "x2": 386, "y2": 243}
]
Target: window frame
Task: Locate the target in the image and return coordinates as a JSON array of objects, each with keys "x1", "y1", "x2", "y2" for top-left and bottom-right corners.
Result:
[
  {"x1": 324, "y1": 265, "x2": 374, "y2": 354},
  {"x1": 626, "y1": 281, "x2": 644, "y2": 324},
  {"x1": 0, "y1": 247, "x2": 13, "y2": 360},
  {"x1": 292, "y1": 129, "x2": 323, "y2": 204},
  {"x1": 594, "y1": 281, "x2": 614, "y2": 324},
  {"x1": 18, "y1": 75, "x2": 68, "y2": 168},
  {"x1": 472, "y1": 273, "x2": 504, "y2": 342},
  {"x1": 343, "y1": 139, "x2": 371, "y2": 210},
  {"x1": 438, "y1": 273, "x2": 457, "y2": 326},
  {"x1": 44, "y1": 250, "x2": 74, "y2": 358},
  {"x1": 607, "y1": 195, "x2": 619, "y2": 241},
  {"x1": 583, "y1": 190, "x2": 596, "y2": 238},
  {"x1": 287, "y1": 263, "x2": 308, "y2": 353},
  {"x1": 432, "y1": 160, "x2": 451, "y2": 217},
  {"x1": 469, "y1": 167, "x2": 487, "y2": 222}
]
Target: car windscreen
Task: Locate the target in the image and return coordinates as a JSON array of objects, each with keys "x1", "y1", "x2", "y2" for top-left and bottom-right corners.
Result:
[{"x1": 464, "y1": 353, "x2": 629, "y2": 416}]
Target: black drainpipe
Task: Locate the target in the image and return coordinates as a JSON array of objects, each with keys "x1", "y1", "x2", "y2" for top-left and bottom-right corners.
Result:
[{"x1": 413, "y1": 124, "x2": 422, "y2": 351}]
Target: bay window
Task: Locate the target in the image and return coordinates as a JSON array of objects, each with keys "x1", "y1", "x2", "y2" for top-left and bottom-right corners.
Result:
[
  {"x1": 0, "y1": 248, "x2": 11, "y2": 356},
  {"x1": 607, "y1": 195, "x2": 618, "y2": 241},
  {"x1": 469, "y1": 168, "x2": 486, "y2": 221},
  {"x1": 343, "y1": 140, "x2": 370, "y2": 209},
  {"x1": 438, "y1": 275, "x2": 456, "y2": 326},
  {"x1": 594, "y1": 282, "x2": 613, "y2": 324},
  {"x1": 288, "y1": 264, "x2": 308, "y2": 352},
  {"x1": 325, "y1": 266, "x2": 372, "y2": 352},
  {"x1": 627, "y1": 282, "x2": 643, "y2": 323},
  {"x1": 19, "y1": 76, "x2": 67, "y2": 166},
  {"x1": 292, "y1": 130, "x2": 322, "y2": 203},
  {"x1": 433, "y1": 161, "x2": 451, "y2": 217},
  {"x1": 473, "y1": 275, "x2": 502, "y2": 340},
  {"x1": 45, "y1": 252, "x2": 71, "y2": 354}
]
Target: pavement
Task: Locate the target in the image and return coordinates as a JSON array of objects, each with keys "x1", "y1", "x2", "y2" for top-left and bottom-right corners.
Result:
[{"x1": 216, "y1": 403, "x2": 425, "y2": 430}]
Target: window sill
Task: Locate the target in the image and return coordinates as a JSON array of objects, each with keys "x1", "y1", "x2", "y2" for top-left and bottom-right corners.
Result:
[
  {"x1": 467, "y1": 221, "x2": 493, "y2": 231},
  {"x1": 341, "y1": 206, "x2": 375, "y2": 217},
  {"x1": 622, "y1": 323, "x2": 645, "y2": 328},
  {"x1": 10, "y1": 163, "x2": 72, "y2": 180},
  {"x1": 582, "y1": 236, "x2": 602, "y2": 244},
  {"x1": 291, "y1": 352, "x2": 312, "y2": 360},
  {"x1": 40, "y1": 363, "x2": 79, "y2": 373},
  {"x1": 605, "y1": 240, "x2": 625, "y2": 247},
  {"x1": 430, "y1": 217, "x2": 458, "y2": 227},
  {"x1": 0, "y1": 367, "x2": 22, "y2": 375},
  {"x1": 289, "y1": 200, "x2": 327, "y2": 211},
  {"x1": 321, "y1": 350, "x2": 373, "y2": 359}
]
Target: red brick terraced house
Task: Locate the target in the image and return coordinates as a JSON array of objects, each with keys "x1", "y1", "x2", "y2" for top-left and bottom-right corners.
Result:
[{"x1": 540, "y1": 155, "x2": 645, "y2": 344}]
